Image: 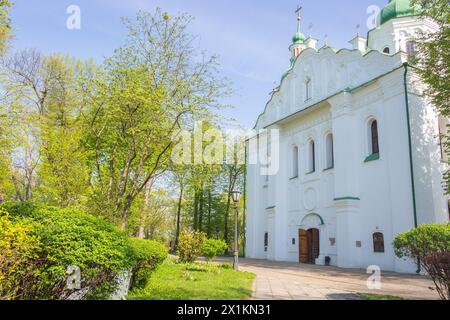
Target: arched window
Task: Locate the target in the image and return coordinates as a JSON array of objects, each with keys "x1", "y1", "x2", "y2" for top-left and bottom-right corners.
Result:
[
  {"x1": 292, "y1": 146, "x2": 299, "y2": 178},
  {"x1": 368, "y1": 119, "x2": 379, "y2": 155},
  {"x1": 383, "y1": 47, "x2": 390, "y2": 54},
  {"x1": 305, "y1": 78, "x2": 312, "y2": 101},
  {"x1": 373, "y1": 232, "x2": 385, "y2": 253},
  {"x1": 325, "y1": 133, "x2": 334, "y2": 169},
  {"x1": 308, "y1": 140, "x2": 316, "y2": 173}
]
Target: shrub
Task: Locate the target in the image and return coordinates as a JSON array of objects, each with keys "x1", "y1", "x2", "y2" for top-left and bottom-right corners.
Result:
[
  {"x1": 177, "y1": 229, "x2": 206, "y2": 263},
  {"x1": 3, "y1": 203, "x2": 134, "y2": 300},
  {"x1": 394, "y1": 224, "x2": 450, "y2": 300},
  {"x1": 201, "y1": 239, "x2": 228, "y2": 262},
  {"x1": 128, "y1": 238, "x2": 168, "y2": 290},
  {"x1": 219, "y1": 263, "x2": 232, "y2": 270},
  {"x1": 0, "y1": 209, "x2": 41, "y2": 300}
]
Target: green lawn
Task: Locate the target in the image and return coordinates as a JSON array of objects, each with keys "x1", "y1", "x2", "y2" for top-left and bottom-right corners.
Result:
[
  {"x1": 358, "y1": 292, "x2": 405, "y2": 300},
  {"x1": 127, "y1": 258, "x2": 256, "y2": 300}
]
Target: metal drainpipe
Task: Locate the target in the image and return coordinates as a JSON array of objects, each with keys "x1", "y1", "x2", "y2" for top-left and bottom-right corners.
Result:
[{"x1": 403, "y1": 62, "x2": 421, "y2": 274}]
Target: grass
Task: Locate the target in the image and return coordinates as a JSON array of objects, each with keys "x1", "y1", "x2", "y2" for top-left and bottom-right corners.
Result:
[
  {"x1": 127, "y1": 258, "x2": 256, "y2": 300},
  {"x1": 358, "y1": 292, "x2": 405, "y2": 300}
]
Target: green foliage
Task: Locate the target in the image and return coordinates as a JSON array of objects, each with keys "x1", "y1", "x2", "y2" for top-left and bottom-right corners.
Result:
[
  {"x1": 0, "y1": 208, "x2": 41, "y2": 300},
  {"x1": 394, "y1": 224, "x2": 450, "y2": 300},
  {"x1": 177, "y1": 229, "x2": 206, "y2": 263},
  {"x1": 410, "y1": 0, "x2": 450, "y2": 193},
  {"x1": 80, "y1": 9, "x2": 228, "y2": 230},
  {"x1": 358, "y1": 293, "x2": 404, "y2": 300},
  {"x1": 218, "y1": 263, "x2": 233, "y2": 270},
  {"x1": 393, "y1": 224, "x2": 450, "y2": 259},
  {"x1": 2, "y1": 203, "x2": 134, "y2": 300},
  {"x1": 0, "y1": 0, "x2": 11, "y2": 54},
  {"x1": 201, "y1": 238, "x2": 228, "y2": 262},
  {"x1": 128, "y1": 238, "x2": 168, "y2": 290},
  {"x1": 37, "y1": 55, "x2": 91, "y2": 207}
]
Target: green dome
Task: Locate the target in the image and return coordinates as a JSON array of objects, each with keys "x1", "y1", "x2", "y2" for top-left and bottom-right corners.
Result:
[
  {"x1": 380, "y1": 0, "x2": 422, "y2": 25},
  {"x1": 292, "y1": 18, "x2": 305, "y2": 44},
  {"x1": 292, "y1": 31, "x2": 305, "y2": 44}
]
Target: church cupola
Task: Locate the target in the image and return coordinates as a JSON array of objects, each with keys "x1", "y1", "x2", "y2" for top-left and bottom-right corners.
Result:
[
  {"x1": 289, "y1": 5, "x2": 307, "y2": 62},
  {"x1": 379, "y1": 0, "x2": 422, "y2": 25},
  {"x1": 367, "y1": 0, "x2": 433, "y2": 55}
]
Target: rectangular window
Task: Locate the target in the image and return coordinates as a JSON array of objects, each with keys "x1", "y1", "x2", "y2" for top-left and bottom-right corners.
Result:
[
  {"x1": 264, "y1": 232, "x2": 268, "y2": 252},
  {"x1": 373, "y1": 233, "x2": 385, "y2": 253},
  {"x1": 305, "y1": 79, "x2": 312, "y2": 101},
  {"x1": 292, "y1": 146, "x2": 299, "y2": 178}
]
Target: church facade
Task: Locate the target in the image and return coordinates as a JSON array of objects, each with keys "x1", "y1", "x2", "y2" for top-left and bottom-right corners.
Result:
[{"x1": 245, "y1": 0, "x2": 449, "y2": 273}]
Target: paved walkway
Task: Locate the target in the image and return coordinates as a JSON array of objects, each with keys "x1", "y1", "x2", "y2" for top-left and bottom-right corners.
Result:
[{"x1": 215, "y1": 258, "x2": 439, "y2": 300}]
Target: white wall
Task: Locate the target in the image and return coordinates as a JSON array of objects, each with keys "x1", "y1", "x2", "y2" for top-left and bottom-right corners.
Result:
[{"x1": 246, "y1": 16, "x2": 448, "y2": 274}]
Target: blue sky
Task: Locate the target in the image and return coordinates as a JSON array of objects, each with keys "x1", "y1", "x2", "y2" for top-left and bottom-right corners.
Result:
[{"x1": 10, "y1": 0, "x2": 388, "y2": 128}]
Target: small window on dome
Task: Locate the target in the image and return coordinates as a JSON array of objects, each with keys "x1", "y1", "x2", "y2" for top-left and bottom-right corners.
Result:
[{"x1": 383, "y1": 47, "x2": 390, "y2": 54}]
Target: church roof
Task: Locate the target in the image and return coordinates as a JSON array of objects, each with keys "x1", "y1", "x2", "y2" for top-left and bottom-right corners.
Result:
[
  {"x1": 380, "y1": 0, "x2": 422, "y2": 25},
  {"x1": 253, "y1": 47, "x2": 406, "y2": 130}
]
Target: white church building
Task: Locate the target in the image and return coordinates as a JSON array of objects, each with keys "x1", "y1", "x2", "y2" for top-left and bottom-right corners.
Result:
[{"x1": 245, "y1": 0, "x2": 449, "y2": 273}]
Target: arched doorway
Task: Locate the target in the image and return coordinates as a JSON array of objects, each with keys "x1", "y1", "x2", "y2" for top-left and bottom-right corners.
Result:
[{"x1": 299, "y1": 228, "x2": 320, "y2": 264}]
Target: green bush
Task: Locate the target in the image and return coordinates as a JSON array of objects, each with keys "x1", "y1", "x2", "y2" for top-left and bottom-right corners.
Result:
[
  {"x1": 201, "y1": 239, "x2": 228, "y2": 262},
  {"x1": 2, "y1": 203, "x2": 134, "y2": 300},
  {"x1": 0, "y1": 209, "x2": 41, "y2": 300},
  {"x1": 394, "y1": 224, "x2": 450, "y2": 300},
  {"x1": 128, "y1": 238, "x2": 168, "y2": 290},
  {"x1": 177, "y1": 229, "x2": 206, "y2": 263}
]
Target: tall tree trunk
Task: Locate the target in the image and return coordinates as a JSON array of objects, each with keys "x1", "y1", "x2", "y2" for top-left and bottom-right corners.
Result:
[
  {"x1": 175, "y1": 184, "x2": 184, "y2": 248},
  {"x1": 137, "y1": 179, "x2": 153, "y2": 239},
  {"x1": 207, "y1": 187, "x2": 212, "y2": 237},
  {"x1": 120, "y1": 194, "x2": 133, "y2": 231},
  {"x1": 193, "y1": 191, "x2": 199, "y2": 231},
  {"x1": 198, "y1": 187, "x2": 204, "y2": 232},
  {"x1": 224, "y1": 170, "x2": 233, "y2": 244}
]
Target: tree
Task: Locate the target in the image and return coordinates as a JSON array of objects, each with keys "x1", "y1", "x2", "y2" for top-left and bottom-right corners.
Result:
[
  {"x1": 0, "y1": 0, "x2": 11, "y2": 55},
  {"x1": 36, "y1": 56, "x2": 90, "y2": 207},
  {"x1": 0, "y1": 0, "x2": 12, "y2": 202},
  {"x1": 83, "y1": 9, "x2": 227, "y2": 230},
  {"x1": 177, "y1": 229, "x2": 206, "y2": 263},
  {"x1": 201, "y1": 238, "x2": 227, "y2": 262},
  {"x1": 394, "y1": 224, "x2": 450, "y2": 300},
  {"x1": 223, "y1": 162, "x2": 244, "y2": 244},
  {"x1": 1, "y1": 51, "x2": 91, "y2": 206},
  {"x1": 411, "y1": 0, "x2": 450, "y2": 191}
]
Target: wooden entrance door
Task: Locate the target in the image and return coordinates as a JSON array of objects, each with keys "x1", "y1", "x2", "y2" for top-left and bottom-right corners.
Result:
[
  {"x1": 309, "y1": 228, "x2": 320, "y2": 263},
  {"x1": 299, "y1": 228, "x2": 320, "y2": 264},
  {"x1": 299, "y1": 229, "x2": 309, "y2": 263}
]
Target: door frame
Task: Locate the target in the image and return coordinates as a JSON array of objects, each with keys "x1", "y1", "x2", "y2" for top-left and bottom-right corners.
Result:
[{"x1": 299, "y1": 228, "x2": 320, "y2": 264}]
